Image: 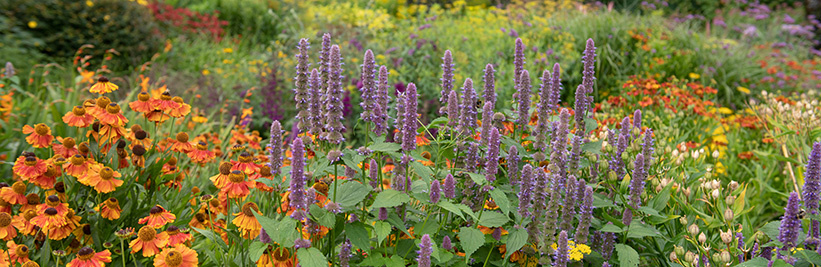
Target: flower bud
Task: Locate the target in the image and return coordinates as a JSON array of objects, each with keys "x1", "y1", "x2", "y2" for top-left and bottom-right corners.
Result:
[
  {"x1": 683, "y1": 187, "x2": 691, "y2": 197},
  {"x1": 729, "y1": 181, "x2": 739, "y2": 191},
  {"x1": 688, "y1": 224, "x2": 700, "y2": 236},
  {"x1": 712, "y1": 150, "x2": 720, "y2": 159},
  {"x1": 720, "y1": 251, "x2": 731, "y2": 263},
  {"x1": 705, "y1": 172, "x2": 713, "y2": 180},
  {"x1": 670, "y1": 251, "x2": 678, "y2": 262},
  {"x1": 608, "y1": 171, "x2": 618, "y2": 182},
  {"x1": 711, "y1": 180, "x2": 720, "y2": 190},
  {"x1": 679, "y1": 216, "x2": 688, "y2": 225},
  {"x1": 725, "y1": 195, "x2": 735, "y2": 205},
  {"x1": 711, "y1": 189, "x2": 720, "y2": 199},
  {"x1": 698, "y1": 232, "x2": 707, "y2": 243},
  {"x1": 720, "y1": 230, "x2": 733, "y2": 244},
  {"x1": 684, "y1": 251, "x2": 695, "y2": 263},
  {"x1": 712, "y1": 252, "x2": 722, "y2": 263},
  {"x1": 724, "y1": 208, "x2": 734, "y2": 222}
]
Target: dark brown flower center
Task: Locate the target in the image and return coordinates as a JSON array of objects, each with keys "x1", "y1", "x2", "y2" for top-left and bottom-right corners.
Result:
[
  {"x1": 241, "y1": 203, "x2": 259, "y2": 216},
  {"x1": 132, "y1": 145, "x2": 146, "y2": 156},
  {"x1": 44, "y1": 207, "x2": 58, "y2": 216},
  {"x1": 219, "y1": 162, "x2": 232, "y2": 175},
  {"x1": 150, "y1": 205, "x2": 163, "y2": 215},
  {"x1": 24, "y1": 156, "x2": 37, "y2": 166},
  {"x1": 165, "y1": 251, "x2": 183, "y2": 267},
  {"x1": 273, "y1": 247, "x2": 290, "y2": 261},
  {"x1": 0, "y1": 212, "x2": 12, "y2": 227},
  {"x1": 16, "y1": 245, "x2": 28, "y2": 257},
  {"x1": 98, "y1": 76, "x2": 109, "y2": 83},
  {"x1": 77, "y1": 247, "x2": 94, "y2": 260}
]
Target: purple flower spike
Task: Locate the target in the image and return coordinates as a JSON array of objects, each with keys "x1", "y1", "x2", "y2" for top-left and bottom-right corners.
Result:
[
  {"x1": 560, "y1": 175, "x2": 578, "y2": 231},
  {"x1": 508, "y1": 146, "x2": 520, "y2": 185},
  {"x1": 259, "y1": 229, "x2": 271, "y2": 243},
  {"x1": 633, "y1": 109, "x2": 642, "y2": 130},
  {"x1": 369, "y1": 159, "x2": 380, "y2": 189},
  {"x1": 375, "y1": 66, "x2": 390, "y2": 134},
  {"x1": 518, "y1": 164, "x2": 534, "y2": 219},
  {"x1": 483, "y1": 64, "x2": 496, "y2": 108},
  {"x1": 394, "y1": 90, "x2": 406, "y2": 143},
  {"x1": 430, "y1": 180, "x2": 441, "y2": 204},
  {"x1": 555, "y1": 231, "x2": 569, "y2": 267},
  {"x1": 481, "y1": 102, "x2": 494, "y2": 147},
  {"x1": 575, "y1": 186, "x2": 594, "y2": 243},
  {"x1": 642, "y1": 128, "x2": 655, "y2": 168},
  {"x1": 550, "y1": 109, "x2": 570, "y2": 184},
  {"x1": 308, "y1": 69, "x2": 323, "y2": 135},
  {"x1": 803, "y1": 142, "x2": 821, "y2": 240},
  {"x1": 417, "y1": 234, "x2": 433, "y2": 267},
  {"x1": 582, "y1": 38, "x2": 597, "y2": 95},
  {"x1": 574, "y1": 84, "x2": 588, "y2": 132},
  {"x1": 360, "y1": 50, "x2": 378, "y2": 124},
  {"x1": 444, "y1": 174, "x2": 456, "y2": 199},
  {"x1": 459, "y1": 78, "x2": 478, "y2": 135},
  {"x1": 378, "y1": 207, "x2": 388, "y2": 220},
  {"x1": 442, "y1": 236, "x2": 453, "y2": 250},
  {"x1": 513, "y1": 38, "x2": 526, "y2": 86},
  {"x1": 549, "y1": 63, "x2": 562, "y2": 112},
  {"x1": 294, "y1": 38, "x2": 311, "y2": 134},
  {"x1": 515, "y1": 70, "x2": 532, "y2": 126},
  {"x1": 447, "y1": 90, "x2": 460, "y2": 128},
  {"x1": 439, "y1": 50, "x2": 455, "y2": 114},
  {"x1": 324, "y1": 45, "x2": 346, "y2": 144},
  {"x1": 629, "y1": 153, "x2": 647, "y2": 208},
  {"x1": 339, "y1": 240, "x2": 352, "y2": 267},
  {"x1": 288, "y1": 138, "x2": 308, "y2": 221},
  {"x1": 268, "y1": 120, "x2": 283, "y2": 176},
  {"x1": 402, "y1": 83, "x2": 419, "y2": 152},
  {"x1": 484, "y1": 127, "x2": 501, "y2": 183},
  {"x1": 492, "y1": 227, "x2": 502, "y2": 241},
  {"x1": 534, "y1": 69, "x2": 551, "y2": 161},
  {"x1": 294, "y1": 238, "x2": 311, "y2": 249},
  {"x1": 778, "y1": 192, "x2": 802, "y2": 251},
  {"x1": 737, "y1": 232, "x2": 746, "y2": 263}
]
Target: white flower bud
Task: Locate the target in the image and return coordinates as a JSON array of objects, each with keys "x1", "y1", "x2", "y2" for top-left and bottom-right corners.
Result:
[
  {"x1": 711, "y1": 189, "x2": 721, "y2": 199},
  {"x1": 698, "y1": 232, "x2": 707, "y2": 243}
]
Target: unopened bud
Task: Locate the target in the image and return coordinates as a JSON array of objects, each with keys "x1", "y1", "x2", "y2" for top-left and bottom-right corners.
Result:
[
  {"x1": 670, "y1": 251, "x2": 678, "y2": 262},
  {"x1": 725, "y1": 195, "x2": 735, "y2": 205},
  {"x1": 712, "y1": 253, "x2": 722, "y2": 264},
  {"x1": 720, "y1": 251, "x2": 731, "y2": 263},
  {"x1": 683, "y1": 187, "x2": 691, "y2": 197},
  {"x1": 712, "y1": 150, "x2": 720, "y2": 159},
  {"x1": 711, "y1": 180, "x2": 720, "y2": 190},
  {"x1": 685, "y1": 251, "x2": 695, "y2": 263},
  {"x1": 688, "y1": 224, "x2": 700, "y2": 236},
  {"x1": 698, "y1": 232, "x2": 707, "y2": 243},
  {"x1": 679, "y1": 216, "x2": 688, "y2": 225},
  {"x1": 729, "y1": 181, "x2": 739, "y2": 191},
  {"x1": 724, "y1": 208, "x2": 734, "y2": 222},
  {"x1": 608, "y1": 171, "x2": 618, "y2": 182},
  {"x1": 720, "y1": 230, "x2": 733, "y2": 244},
  {"x1": 711, "y1": 189, "x2": 720, "y2": 199}
]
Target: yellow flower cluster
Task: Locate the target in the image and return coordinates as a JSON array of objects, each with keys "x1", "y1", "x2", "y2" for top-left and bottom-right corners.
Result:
[
  {"x1": 549, "y1": 240, "x2": 592, "y2": 261},
  {"x1": 308, "y1": 2, "x2": 395, "y2": 31}
]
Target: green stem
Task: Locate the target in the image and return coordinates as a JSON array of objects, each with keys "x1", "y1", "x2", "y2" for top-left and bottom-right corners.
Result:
[{"x1": 482, "y1": 240, "x2": 497, "y2": 267}]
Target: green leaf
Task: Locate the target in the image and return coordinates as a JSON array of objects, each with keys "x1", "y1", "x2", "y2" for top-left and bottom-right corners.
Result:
[
  {"x1": 581, "y1": 140, "x2": 603, "y2": 155},
  {"x1": 309, "y1": 205, "x2": 336, "y2": 228},
  {"x1": 615, "y1": 244, "x2": 639, "y2": 267},
  {"x1": 373, "y1": 221, "x2": 391, "y2": 245},
  {"x1": 296, "y1": 247, "x2": 328, "y2": 267},
  {"x1": 466, "y1": 172, "x2": 487, "y2": 185},
  {"x1": 328, "y1": 181, "x2": 372, "y2": 211},
  {"x1": 412, "y1": 161, "x2": 435, "y2": 184},
  {"x1": 414, "y1": 219, "x2": 440, "y2": 236},
  {"x1": 438, "y1": 201, "x2": 465, "y2": 221},
  {"x1": 584, "y1": 117, "x2": 599, "y2": 134},
  {"x1": 191, "y1": 227, "x2": 228, "y2": 251},
  {"x1": 489, "y1": 189, "x2": 511, "y2": 216},
  {"x1": 735, "y1": 257, "x2": 769, "y2": 267},
  {"x1": 459, "y1": 227, "x2": 485, "y2": 261},
  {"x1": 651, "y1": 183, "x2": 672, "y2": 211},
  {"x1": 385, "y1": 255, "x2": 405, "y2": 267},
  {"x1": 760, "y1": 221, "x2": 781, "y2": 242},
  {"x1": 369, "y1": 142, "x2": 401, "y2": 152},
  {"x1": 458, "y1": 204, "x2": 478, "y2": 222},
  {"x1": 593, "y1": 194, "x2": 616, "y2": 209},
  {"x1": 504, "y1": 229, "x2": 528, "y2": 259},
  {"x1": 626, "y1": 221, "x2": 661, "y2": 239},
  {"x1": 346, "y1": 222, "x2": 371, "y2": 252},
  {"x1": 249, "y1": 241, "x2": 268, "y2": 262},
  {"x1": 601, "y1": 224, "x2": 624, "y2": 233},
  {"x1": 478, "y1": 212, "x2": 509, "y2": 227},
  {"x1": 359, "y1": 254, "x2": 387, "y2": 267},
  {"x1": 370, "y1": 189, "x2": 410, "y2": 210},
  {"x1": 40, "y1": 239, "x2": 51, "y2": 267}
]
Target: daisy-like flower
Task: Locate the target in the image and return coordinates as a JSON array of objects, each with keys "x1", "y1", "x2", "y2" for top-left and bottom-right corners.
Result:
[
  {"x1": 153, "y1": 244, "x2": 198, "y2": 267},
  {"x1": 64, "y1": 154, "x2": 91, "y2": 177},
  {"x1": 170, "y1": 132, "x2": 194, "y2": 153},
  {"x1": 165, "y1": 225, "x2": 193, "y2": 247},
  {"x1": 208, "y1": 196, "x2": 227, "y2": 216},
  {"x1": 152, "y1": 91, "x2": 181, "y2": 114},
  {"x1": 188, "y1": 141, "x2": 215, "y2": 164},
  {"x1": 22, "y1": 124, "x2": 54, "y2": 148},
  {"x1": 145, "y1": 108, "x2": 170, "y2": 123},
  {"x1": 130, "y1": 226, "x2": 169, "y2": 257},
  {"x1": 97, "y1": 124, "x2": 126, "y2": 145},
  {"x1": 29, "y1": 164, "x2": 59, "y2": 189},
  {"x1": 0, "y1": 181, "x2": 27, "y2": 205},
  {"x1": 8, "y1": 241, "x2": 30, "y2": 265},
  {"x1": 38, "y1": 195, "x2": 70, "y2": 218},
  {"x1": 89, "y1": 76, "x2": 118, "y2": 94},
  {"x1": 67, "y1": 247, "x2": 111, "y2": 267},
  {"x1": 53, "y1": 137, "x2": 79, "y2": 158},
  {"x1": 12, "y1": 210, "x2": 38, "y2": 236},
  {"x1": 78, "y1": 165, "x2": 123, "y2": 193},
  {"x1": 167, "y1": 96, "x2": 191, "y2": 118},
  {"x1": 63, "y1": 106, "x2": 95, "y2": 128},
  {"x1": 20, "y1": 193, "x2": 40, "y2": 213},
  {"x1": 233, "y1": 202, "x2": 262, "y2": 239},
  {"x1": 98, "y1": 103, "x2": 128, "y2": 126},
  {"x1": 231, "y1": 152, "x2": 261, "y2": 175},
  {"x1": 139, "y1": 205, "x2": 177, "y2": 229},
  {"x1": 87, "y1": 96, "x2": 111, "y2": 118},
  {"x1": 13, "y1": 154, "x2": 48, "y2": 180},
  {"x1": 188, "y1": 212, "x2": 210, "y2": 230},
  {"x1": 129, "y1": 91, "x2": 154, "y2": 113},
  {"x1": 95, "y1": 198, "x2": 122, "y2": 220},
  {"x1": 258, "y1": 247, "x2": 293, "y2": 267},
  {"x1": 0, "y1": 212, "x2": 17, "y2": 240},
  {"x1": 31, "y1": 207, "x2": 67, "y2": 233},
  {"x1": 222, "y1": 170, "x2": 254, "y2": 199},
  {"x1": 46, "y1": 208, "x2": 80, "y2": 240}
]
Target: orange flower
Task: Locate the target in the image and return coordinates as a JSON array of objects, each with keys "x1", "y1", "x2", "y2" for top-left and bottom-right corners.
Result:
[
  {"x1": 145, "y1": 108, "x2": 171, "y2": 123},
  {"x1": 170, "y1": 133, "x2": 195, "y2": 153},
  {"x1": 188, "y1": 141, "x2": 216, "y2": 164},
  {"x1": 188, "y1": 212, "x2": 210, "y2": 230},
  {"x1": 89, "y1": 76, "x2": 118, "y2": 94},
  {"x1": 231, "y1": 152, "x2": 261, "y2": 175},
  {"x1": 233, "y1": 202, "x2": 261, "y2": 239},
  {"x1": 29, "y1": 163, "x2": 59, "y2": 189},
  {"x1": 0, "y1": 212, "x2": 17, "y2": 240},
  {"x1": 97, "y1": 103, "x2": 128, "y2": 126},
  {"x1": 79, "y1": 70, "x2": 95, "y2": 84},
  {"x1": 258, "y1": 247, "x2": 294, "y2": 267},
  {"x1": 87, "y1": 96, "x2": 111, "y2": 118},
  {"x1": 165, "y1": 225, "x2": 193, "y2": 247},
  {"x1": 23, "y1": 124, "x2": 54, "y2": 148},
  {"x1": 63, "y1": 106, "x2": 95, "y2": 128},
  {"x1": 129, "y1": 91, "x2": 154, "y2": 113},
  {"x1": 11, "y1": 210, "x2": 38, "y2": 236},
  {"x1": 67, "y1": 247, "x2": 111, "y2": 267},
  {"x1": 0, "y1": 181, "x2": 28, "y2": 205},
  {"x1": 30, "y1": 207, "x2": 67, "y2": 231},
  {"x1": 210, "y1": 162, "x2": 232, "y2": 189},
  {"x1": 139, "y1": 205, "x2": 176, "y2": 229},
  {"x1": 153, "y1": 244, "x2": 198, "y2": 267},
  {"x1": 222, "y1": 171, "x2": 254, "y2": 199},
  {"x1": 78, "y1": 164, "x2": 123, "y2": 193},
  {"x1": 13, "y1": 154, "x2": 48, "y2": 180},
  {"x1": 152, "y1": 91, "x2": 182, "y2": 114},
  {"x1": 167, "y1": 96, "x2": 191, "y2": 118},
  {"x1": 95, "y1": 198, "x2": 122, "y2": 220},
  {"x1": 97, "y1": 124, "x2": 126, "y2": 145},
  {"x1": 7, "y1": 241, "x2": 30, "y2": 265},
  {"x1": 53, "y1": 137, "x2": 79, "y2": 158},
  {"x1": 130, "y1": 226, "x2": 169, "y2": 257},
  {"x1": 38, "y1": 195, "x2": 71, "y2": 218},
  {"x1": 64, "y1": 154, "x2": 91, "y2": 177}
]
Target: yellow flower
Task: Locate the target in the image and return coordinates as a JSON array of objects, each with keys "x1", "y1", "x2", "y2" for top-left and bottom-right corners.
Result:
[
  {"x1": 718, "y1": 107, "x2": 733, "y2": 115},
  {"x1": 27, "y1": 21, "x2": 37, "y2": 28},
  {"x1": 86, "y1": 0, "x2": 93, "y2": 7},
  {"x1": 737, "y1": 86, "x2": 751, "y2": 94},
  {"x1": 688, "y1": 73, "x2": 701, "y2": 79},
  {"x1": 202, "y1": 70, "x2": 210, "y2": 76}
]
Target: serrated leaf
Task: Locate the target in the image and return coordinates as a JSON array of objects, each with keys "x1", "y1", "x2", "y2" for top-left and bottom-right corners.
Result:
[
  {"x1": 459, "y1": 227, "x2": 484, "y2": 261},
  {"x1": 370, "y1": 189, "x2": 410, "y2": 210},
  {"x1": 438, "y1": 201, "x2": 465, "y2": 221},
  {"x1": 584, "y1": 117, "x2": 599, "y2": 134},
  {"x1": 601, "y1": 224, "x2": 624, "y2": 233},
  {"x1": 489, "y1": 189, "x2": 511, "y2": 216},
  {"x1": 582, "y1": 140, "x2": 603, "y2": 155},
  {"x1": 760, "y1": 221, "x2": 781, "y2": 242},
  {"x1": 412, "y1": 161, "x2": 434, "y2": 184},
  {"x1": 479, "y1": 211, "x2": 509, "y2": 227},
  {"x1": 735, "y1": 257, "x2": 769, "y2": 267},
  {"x1": 309, "y1": 205, "x2": 336, "y2": 228},
  {"x1": 458, "y1": 204, "x2": 478, "y2": 222},
  {"x1": 296, "y1": 247, "x2": 328, "y2": 267},
  {"x1": 249, "y1": 241, "x2": 268, "y2": 262},
  {"x1": 593, "y1": 194, "x2": 616, "y2": 208},
  {"x1": 328, "y1": 181, "x2": 371, "y2": 211},
  {"x1": 346, "y1": 222, "x2": 371, "y2": 252},
  {"x1": 369, "y1": 142, "x2": 401, "y2": 152},
  {"x1": 466, "y1": 172, "x2": 487, "y2": 185},
  {"x1": 626, "y1": 221, "x2": 661, "y2": 239},
  {"x1": 615, "y1": 244, "x2": 639, "y2": 267},
  {"x1": 373, "y1": 221, "x2": 391, "y2": 245},
  {"x1": 504, "y1": 229, "x2": 528, "y2": 259}
]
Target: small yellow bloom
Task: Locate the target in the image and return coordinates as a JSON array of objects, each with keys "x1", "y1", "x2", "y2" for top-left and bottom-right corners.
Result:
[
  {"x1": 688, "y1": 73, "x2": 701, "y2": 79},
  {"x1": 86, "y1": 0, "x2": 93, "y2": 7},
  {"x1": 223, "y1": 48, "x2": 233, "y2": 54},
  {"x1": 202, "y1": 69, "x2": 210, "y2": 76},
  {"x1": 737, "y1": 86, "x2": 751, "y2": 94},
  {"x1": 718, "y1": 107, "x2": 733, "y2": 115},
  {"x1": 27, "y1": 21, "x2": 37, "y2": 28}
]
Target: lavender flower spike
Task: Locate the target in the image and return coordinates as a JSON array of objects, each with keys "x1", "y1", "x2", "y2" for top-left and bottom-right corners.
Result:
[
  {"x1": 318, "y1": 34, "x2": 332, "y2": 129},
  {"x1": 447, "y1": 90, "x2": 460, "y2": 128},
  {"x1": 582, "y1": 38, "x2": 597, "y2": 96},
  {"x1": 360, "y1": 50, "x2": 377, "y2": 124},
  {"x1": 369, "y1": 159, "x2": 379, "y2": 189},
  {"x1": 442, "y1": 236, "x2": 453, "y2": 250},
  {"x1": 339, "y1": 240, "x2": 352, "y2": 267},
  {"x1": 629, "y1": 153, "x2": 647, "y2": 208},
  {"x1": 633, "y1": 109, "x2": 642, "y2": 130},
  {"x1": 548, "y1": 63, "x2": 562, "y2": 112},
  {"x1": 534, "y1": 69, "x2": 551, "y2": 162},
  {"x1": 430, "y1": 180, "x2": 441, "y2": 204},
  {"x1": 402, "y1": 83, "x2": 419, "y2": 152},
  {"x1": 288, "y1": 138, "x2": 308, "y2": 221},
  {"x1": 443, "y1": 174, "x2": 456, "y2": 199},
  {"x1": 294, "y1": 38, "x2": 311, "y2": 134},
  {"x1": 458, "y1": 78, "x2": 478, "y2": 135},
  {"x1": 394, "y1": 90, "x2": 406, "y2": 143},
  {"x1": 560, "y1": 175, "x2": 578, "y2": 231},
  {"x1": 517, "y1": 164, "x2": 534, "y2": 219},
  {"x1": 483, "y1": 64, "x2": 496, "y2": 108},
  {"x1": 803, "y1": 142, "x2": 821, "y2": 240},
  {"x1": 575, "y1": 186, "x2": 594, "y2": 243},
  {"x1": 439, "y1": 50, "x2": 455, "y2": 115},
  {"x1": 417, "y1": 234, "x2": 433, "y2": 267},
  {"x1": 480, "y1": 101, "x2": 494, "y2": 147},
  {"x1": 268, "y1": 120, "x2": 283, "y2": 176},
  {"x1": 515, "y1": 70, "x2": 532, "y2": 126},
  {"x1": 555, "y1": 231, "x2": 569, "y2": 267},
  {"x1": 484, "y1": 127, "x2": 501, "y2": 183},
  {"x1": 574, "y1": 84, "x2": 588, "y2": 132},
  {"x1": 324, "y1": 45, "x2": 346, "y2": 144},
  {"x1": 508, "y1": 146, "x2": 520, "y2": 186},
  {"x1": 778, "y1": 192, "x2": 802, "y2": 252},
  {"x1": 308, "y1": 69, "x2": 323, "y2": 135},
  {"x1": 513, "y1": 38, "x2": 526, "y2": 86},
  {"x1": 375, "y1": 66, "x2": 390, "y2": 134}
]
